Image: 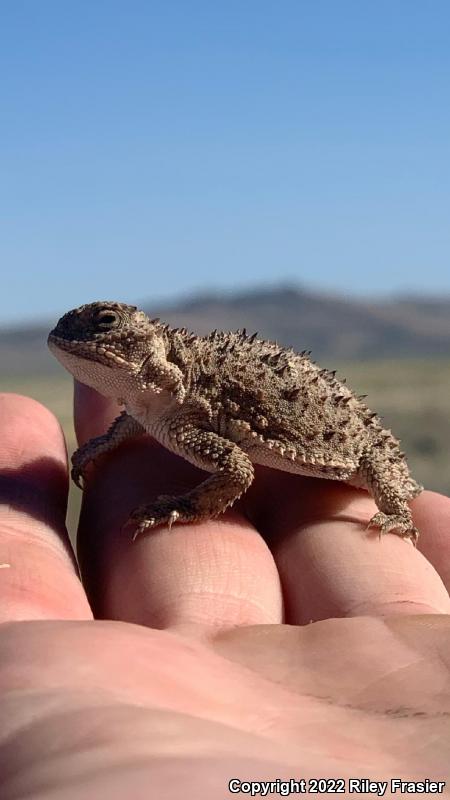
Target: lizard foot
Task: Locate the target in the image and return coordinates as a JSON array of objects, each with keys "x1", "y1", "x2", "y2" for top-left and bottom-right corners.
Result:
[
  {"x1": 367, "y1": 512, "x2": 419, "y2": 545},
  {"x1": 126, "y1": 495, "x2": 198, "y2": 540},
  {"x1": 71, "y1": 461, "x2": 88, "y2": 490},
  {"x1": 71, "y1": 443, "x2": 102, "y2": 489}
]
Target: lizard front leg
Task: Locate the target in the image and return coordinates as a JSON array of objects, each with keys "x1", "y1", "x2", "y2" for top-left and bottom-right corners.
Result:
[
  {"x1": 127, "y1": 420, "x2": 255, "y2": 538},
  {"x1": 72, "y1": 411, "x2": 144, "y2": 488},
  {"x1": 140, "y1": 351, "x2": 186, "y2": 403}
]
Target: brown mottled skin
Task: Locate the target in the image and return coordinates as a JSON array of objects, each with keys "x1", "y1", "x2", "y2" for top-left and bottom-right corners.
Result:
[{"x1": 48, "y1": 301, "x2": 422, "y2": 541}]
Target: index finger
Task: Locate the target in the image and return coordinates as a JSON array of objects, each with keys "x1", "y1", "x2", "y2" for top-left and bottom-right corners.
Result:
[{"x1": 74, "y1": 384, "x2": 283, "y2": 631}]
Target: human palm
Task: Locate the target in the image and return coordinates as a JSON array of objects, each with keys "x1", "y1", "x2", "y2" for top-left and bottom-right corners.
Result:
[{"x1": 1, "y1": 390, "x2": 449, "y2": 799}]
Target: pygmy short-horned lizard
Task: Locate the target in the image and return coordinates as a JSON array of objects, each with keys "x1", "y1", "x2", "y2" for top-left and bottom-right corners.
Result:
[{"x1": 48, "y1": 301, "x2": 423, "y2": 542}]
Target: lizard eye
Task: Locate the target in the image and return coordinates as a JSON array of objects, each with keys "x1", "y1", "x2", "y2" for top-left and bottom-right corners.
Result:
[{"x1": 93, "y1": 308, "x2": 120, "y2": 329}]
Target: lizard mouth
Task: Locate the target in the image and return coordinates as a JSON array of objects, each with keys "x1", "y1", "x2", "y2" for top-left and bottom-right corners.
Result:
[{"x1": 47, "y1": 332, "x2": 130, "y2": 368}]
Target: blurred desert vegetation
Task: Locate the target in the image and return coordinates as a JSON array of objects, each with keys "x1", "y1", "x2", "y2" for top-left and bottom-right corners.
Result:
[{"x1": 1, "y1": 285, "x2": 449, "y2": 539}]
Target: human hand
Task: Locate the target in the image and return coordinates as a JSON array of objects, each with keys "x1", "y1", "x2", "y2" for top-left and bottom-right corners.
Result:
[{"x1": 1, "y1": 390, "x2": 450, "y2": 799}]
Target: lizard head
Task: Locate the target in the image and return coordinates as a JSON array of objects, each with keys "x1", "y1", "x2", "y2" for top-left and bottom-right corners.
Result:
[{"x1": 48, "y1": 301, "x2": 166, "y2": 398}]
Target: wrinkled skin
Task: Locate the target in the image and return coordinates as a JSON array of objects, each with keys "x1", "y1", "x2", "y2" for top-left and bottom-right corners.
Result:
[{"x1": 0, "y1": 389, "x2": 450, "y2": 799}]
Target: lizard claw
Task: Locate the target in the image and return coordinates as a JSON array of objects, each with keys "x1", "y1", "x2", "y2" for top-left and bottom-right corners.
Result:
[
  {"x1": 125, "y1": 495, "x2": 195, "y2": 540},
  {"x1": 367, "y1": 512, "x2": 419, "y2": 545},
  {"x1": 71, "y1": 464, "x2": 86, "y2": 490},
  {"x1": 128, "y1": 509, "x2": 181, "y2": 541}
]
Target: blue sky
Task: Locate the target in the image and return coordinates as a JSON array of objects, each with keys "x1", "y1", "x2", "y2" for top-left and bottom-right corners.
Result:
[{"x1": 1, "y1": 0, "x2": 450, "y2": 324}]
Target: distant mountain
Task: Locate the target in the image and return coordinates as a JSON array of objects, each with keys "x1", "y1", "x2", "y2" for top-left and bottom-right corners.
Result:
[{"x1": 1, "y1": 285, "x2": 449, "y2": 376}]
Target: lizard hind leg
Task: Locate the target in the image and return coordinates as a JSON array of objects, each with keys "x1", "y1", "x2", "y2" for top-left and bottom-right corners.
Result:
[
  {"x1": 127, "y1": 426, "x2": 255, "y2": 539},
  {"x1": 356, "y1": 450, "x2": 420, "y2": 544}
]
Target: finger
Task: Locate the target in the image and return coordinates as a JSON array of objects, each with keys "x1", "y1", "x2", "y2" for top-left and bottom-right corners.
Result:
[
  {"x1": 0, "y1": 394, "x2": 92, "y2": 622},
  {"x1": 410, "y1": 490, "x2": 450, "y2": 592},
  {"x1": 247, "y1": 469, "x2": 450, "y2": 624},
  {"x1": 75, "y1": 385, "x2": 282, "y2": 629}
]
